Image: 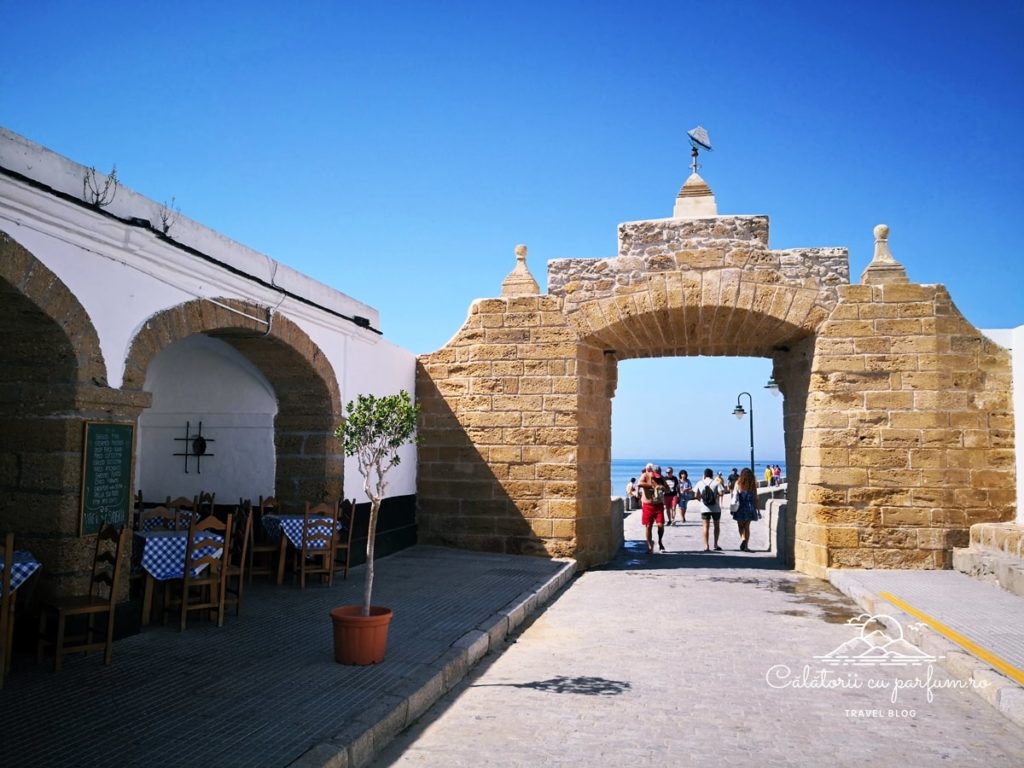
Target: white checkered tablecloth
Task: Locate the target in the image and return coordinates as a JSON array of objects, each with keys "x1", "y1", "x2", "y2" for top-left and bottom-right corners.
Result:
[
  {"x1": 0, "y1": 550, "x2": 41, "y2": 596},
  {"x1": 263, "y1": 515, "x2": 339, "y2": 550},
  {"x1": 135, "y1": 530, "x2": 224, "y2": 581}
]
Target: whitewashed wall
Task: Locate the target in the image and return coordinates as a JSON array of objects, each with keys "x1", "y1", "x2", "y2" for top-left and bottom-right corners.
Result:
[
  {"x1": 0, "y1": 128, "x2": 418, "y2": 502},
  {"x1": 138, "y1": 335, "x2": 278, "y2": 505}
]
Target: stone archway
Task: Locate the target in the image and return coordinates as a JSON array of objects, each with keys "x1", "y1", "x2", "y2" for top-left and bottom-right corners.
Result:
[
  {"x1": 0, "y1": 230, "x2": 148, "y2": 598},
  {"x1": 417, "y1": 206, "x2": 1015, "y2": 573},
  {"x1": 123, "y1": 298, "x2": 343, "y2": 510}
]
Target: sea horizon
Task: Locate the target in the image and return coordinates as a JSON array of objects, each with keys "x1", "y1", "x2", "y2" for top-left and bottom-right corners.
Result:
[{"x1": 611, "y1": 457, "x2": 786, "y2": 492}]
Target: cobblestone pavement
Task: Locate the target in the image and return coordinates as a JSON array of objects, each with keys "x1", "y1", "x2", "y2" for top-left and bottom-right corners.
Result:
[{"x1": 372, "y1": 512, "x2": 1024, "y2": 767}]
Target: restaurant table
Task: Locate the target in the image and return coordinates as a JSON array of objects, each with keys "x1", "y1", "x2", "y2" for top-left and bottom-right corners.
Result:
[
  {"x1": 135, "y1": 530, "x2": 224, "y2": 625},
  {"x1": 0, "y1": 550, "x2": 42, "y2": 596},
  {"x1": 262, "y1": 515, "x2": 342, "y2": 585}
]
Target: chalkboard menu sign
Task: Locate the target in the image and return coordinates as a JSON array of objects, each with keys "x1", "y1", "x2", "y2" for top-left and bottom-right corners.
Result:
[{"x1": 80, "y1": 422, "x2": 134, "y2": 535}]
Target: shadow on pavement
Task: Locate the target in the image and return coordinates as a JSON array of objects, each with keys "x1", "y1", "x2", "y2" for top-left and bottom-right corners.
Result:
[
  {"x1": 594, "y1": 540, "x2": 789, "y2": 571},
  {"x1": 472, "y1": 675, "x2": 631, "y2": 696}
]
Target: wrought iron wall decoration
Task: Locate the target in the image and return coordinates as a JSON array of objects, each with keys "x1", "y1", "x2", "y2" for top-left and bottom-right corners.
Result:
[{"x1": 173, "y1": 420, "x2": 215, "y2": 473}]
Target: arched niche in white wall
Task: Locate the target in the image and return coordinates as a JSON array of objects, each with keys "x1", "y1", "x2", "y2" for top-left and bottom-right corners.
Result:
[{"x1": 136, "y1": 334, "x2": 278, "y2": 505}]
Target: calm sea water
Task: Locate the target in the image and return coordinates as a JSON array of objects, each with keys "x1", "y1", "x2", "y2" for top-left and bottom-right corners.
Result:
[{"x1": 611, "y1": 458, "x2": 786, "y2": 494}]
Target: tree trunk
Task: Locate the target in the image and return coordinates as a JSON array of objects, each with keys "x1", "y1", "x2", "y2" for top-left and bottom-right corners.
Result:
[{"x1": 362, "y1": 498, "x2": 380, "y2": 616}]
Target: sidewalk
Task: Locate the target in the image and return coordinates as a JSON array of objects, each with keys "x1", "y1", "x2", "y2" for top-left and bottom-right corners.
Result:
[
  {"x1": 0, "y1": 546, "x2": 575, "y2": 768},
  {"x1": 828, "y1": 568, "x2": 1024, "y2": 727},
  {"x1": 370, "y1": 512, "x2": 1024, "y2": 767}
]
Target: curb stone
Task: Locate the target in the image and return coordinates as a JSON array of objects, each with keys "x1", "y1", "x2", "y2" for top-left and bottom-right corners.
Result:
[
  {"x1": 289, "y1": 558, "x2": 577, "y2": 768},
  {"x1": 827, "y1": 569, "x2": 1024, "y2": 730}
]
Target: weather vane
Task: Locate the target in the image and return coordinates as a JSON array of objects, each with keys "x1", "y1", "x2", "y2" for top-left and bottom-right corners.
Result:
[{"x1": 687, "y1": 125, "x2": 712, "y2": 173}]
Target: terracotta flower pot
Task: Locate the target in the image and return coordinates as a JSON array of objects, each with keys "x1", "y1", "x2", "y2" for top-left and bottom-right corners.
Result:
[{"x1": 329, "y1": 605, "x2": 393, "y2": 665}]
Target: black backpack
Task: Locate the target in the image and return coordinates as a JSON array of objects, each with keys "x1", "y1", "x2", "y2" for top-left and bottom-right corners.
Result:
[{"x1": 700, "y1": 483, "x2": 717, "y2": 507}]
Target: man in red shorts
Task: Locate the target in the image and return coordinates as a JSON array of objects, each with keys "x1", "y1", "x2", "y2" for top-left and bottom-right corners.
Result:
[{"x1": 638, "y1": 462, "x2": 666, "y2": 553}]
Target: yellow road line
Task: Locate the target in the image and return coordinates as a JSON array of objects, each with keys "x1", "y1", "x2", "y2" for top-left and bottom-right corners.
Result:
[{"x1": 879, "y1": 590, "x2": 1024, "y2": 686}]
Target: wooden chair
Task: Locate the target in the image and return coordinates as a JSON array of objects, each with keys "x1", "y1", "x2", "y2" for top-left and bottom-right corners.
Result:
[
  {"x1": 177, "y1": 511, "x2": 233, "y2": 631},
  {"x1": 196, "y1": 491, "x2": 216, "y2": 518},
  {"x1": 334, "y1": 499, "x2": 358, "y2": 581},
  {"x1": 133, "y1": 490, "x2": 145, "y2": 529},
  {"x1": 138, "y1": 505, "x2": 179, "y2": 532},
  {"x1": 1, "y1": 532, "x2": 13, "y2": 687},
  {"x1": 167, "y1": 496, "x2": 198, "y2": 529},
  {"x1": 293, "y1": 501, "x2": 338, "y2": 589},
  {"x1": 37, "y1": 524, "x2": 129, "y2": 672},
  {"x1": 248, "y1": 495, "x2": 280, "y2": 583},
  {"x1": 224, "y1": 502, "x2": 252, "y2": 617}
]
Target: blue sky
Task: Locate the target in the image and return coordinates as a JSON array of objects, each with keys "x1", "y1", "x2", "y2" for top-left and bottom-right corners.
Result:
[{"x1": 2, "y1": 1, "x2": 1022, "y2": 460}]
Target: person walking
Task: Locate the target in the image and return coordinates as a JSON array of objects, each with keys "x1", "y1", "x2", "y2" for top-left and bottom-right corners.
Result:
[
  {"x1": 731, "y1": 467, "x2": 760, "y2": 551},
  {"x1": 625, "y1": 477, "x2": 638, "y2": 512},
  {"x1": 638, "y1": 463, "x2": 666, "y2": 553},
  {"x1": 677, "y1": 469, "x2": 693, "y2": 524},
  {"x1": 764, "y1": 465, "x2": 773, "y2": 488},
  {"x1": 694, "y1": 468, "x2": 725, "y2": 552},
  {"x1": 727, "y1": 468, "x2": 739, "y2": 495},
  {"x1": 773, "y1": 465, "x2": 782, "y2": 486},
  {"x1": 662, "y1": 467, "x2": 680, "y2": 524}
]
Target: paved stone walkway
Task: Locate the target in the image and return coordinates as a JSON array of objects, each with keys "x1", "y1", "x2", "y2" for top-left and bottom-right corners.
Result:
[{"x1": 372, "y1": 512, "x2": 1024, "y2": 767}]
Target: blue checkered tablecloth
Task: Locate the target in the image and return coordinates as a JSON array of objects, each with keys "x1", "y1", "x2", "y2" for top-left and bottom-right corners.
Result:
[
  {"x1": 138, "y1": 510, "x2": 194, "y2": 532},
  {"x1": 134, "y1": 530, "x2": 224, "y2": 581},
  {"x1": 0, "y1": 550, "x2": 41, "y2": 596},
  {"x1": 263, "y1": 515, "x2": 340, "y2": 550}
]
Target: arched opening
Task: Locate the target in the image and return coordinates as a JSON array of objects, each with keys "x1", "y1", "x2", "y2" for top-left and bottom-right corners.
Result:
[
  {"x1": 136, "y1": 335, "x2": 278, "y2": 504},
  {"x1": 0, "y1": 230, "x2": 132, "y2": 600},
  {"x1": 123, "y1": 299, "x2": 343, "y2": 511},
  {"x1": 611, "y1": 355, "x2": 789, "y2": 563}
]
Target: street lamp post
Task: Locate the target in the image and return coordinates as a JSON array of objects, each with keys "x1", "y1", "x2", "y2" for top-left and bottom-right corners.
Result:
[{"x1": 732, "y1": 392, "x2": 755, "y2": 478}]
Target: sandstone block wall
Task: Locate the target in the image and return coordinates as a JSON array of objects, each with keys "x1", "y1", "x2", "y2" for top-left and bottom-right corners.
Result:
[
  {"x1": 417, "y1": 215, "x2": 1015, "y2": 575},
  {"x1": 417, "y1": 296, "x2": 616, "y2": 568},
  {"x1": 797, "y1": 283, "x2": 1016, "y2": 577}
]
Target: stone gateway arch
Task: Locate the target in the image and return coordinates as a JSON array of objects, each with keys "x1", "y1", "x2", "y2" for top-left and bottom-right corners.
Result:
[{"x1": 416, "y1": 180, "x2": 1015, "y2": 574}]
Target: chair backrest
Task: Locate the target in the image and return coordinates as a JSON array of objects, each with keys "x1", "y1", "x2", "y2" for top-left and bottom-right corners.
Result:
[
  {"x1": 138, "y1": 506, "x2": 179, "y2": 532},
  {"x1": 185, "y1": 512, "x2": 232, "y2": 579},
  {"x1": 1, "y1": 531, "x2": 13, "y2": 618},
  {"x1": 302, "y1": 501, "x2": 338, "y2": 553},
  {"x1": 338, "y1": 499, "x2": 357, "y2": 551},
  {"x1": 259, "y1": 496, "x2": 278, "y2": 515},
  {"x1": 89, "y1": 524, "x2": 129, "y2": 604},
  {"x1": 232, "y1": 501, "x2": 252, "y2": 568},
  {"x1": 166, "y1": 496, "x2": 196, "y2": 529},
  {"x1": 196, "y1": 491, "x2": 216, "y2": 518}
]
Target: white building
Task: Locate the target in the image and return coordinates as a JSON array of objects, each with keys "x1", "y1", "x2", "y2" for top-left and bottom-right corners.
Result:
[{"x1": 0, "y1": 128, "x2": 416, "y2": 599}]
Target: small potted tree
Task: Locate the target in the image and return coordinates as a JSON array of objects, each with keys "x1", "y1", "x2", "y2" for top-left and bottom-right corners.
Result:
[{"x1": 329, "y1": 390, "x2": 419, "y2": 664}]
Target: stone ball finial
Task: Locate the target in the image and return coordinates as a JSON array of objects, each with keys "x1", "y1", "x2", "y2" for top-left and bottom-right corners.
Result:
[
  {"x1": 872, "y1": 223, "x2": 895, "y2": 264},
  {"x1": 502, "y1": 243, "x2": 540, "y2": 297},
  {"x1": 861, "y1": 221, "x2": 908, "y2": 284}
]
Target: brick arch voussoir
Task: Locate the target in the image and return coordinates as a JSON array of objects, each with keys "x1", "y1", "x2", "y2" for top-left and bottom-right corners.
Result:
[
  {"x1": 0, "y1": 229, "x2": 107, "y2": 385},
  {"x1": 122, "y1": 297, "x2": 341, "y2": 417}
]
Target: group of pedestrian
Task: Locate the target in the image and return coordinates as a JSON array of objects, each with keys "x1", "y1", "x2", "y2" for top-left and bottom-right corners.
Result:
[
  {"x1": 630, "y1": 463, "x2": 761, "y2": 554},
  {"x1": 764, "y1": 464, "x2": 783, "y2": 486}
]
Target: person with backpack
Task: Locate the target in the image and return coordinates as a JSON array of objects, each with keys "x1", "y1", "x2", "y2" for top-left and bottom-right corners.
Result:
[
  {"x1": 638, "y1": 462, "x2": 666, "y2": 553},
  {"x1": 694, "y1": 467, "x2": 725, "y2": 552},
  {"x1": 731, "y1": 467, "x2": 761, "y2": 551}
]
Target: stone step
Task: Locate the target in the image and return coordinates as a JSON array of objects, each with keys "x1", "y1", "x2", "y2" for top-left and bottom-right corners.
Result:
[{"x1": 953, "y1": 522, "x2": 1024, "y2": 598}]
